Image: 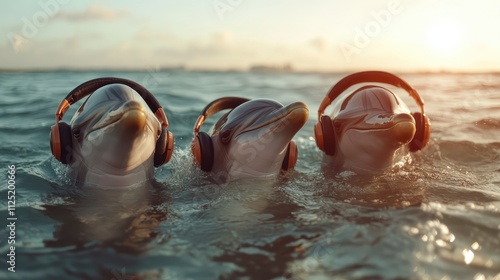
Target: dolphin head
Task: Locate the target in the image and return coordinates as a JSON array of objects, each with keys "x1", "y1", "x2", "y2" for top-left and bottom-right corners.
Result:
[
  {"x1": 327, "y1": 86, "x2": 416, "y2": 173},
  {"x1": 208, "y1": 99, "x2": 308, "y2": 181},
  {"x1": 69, "y1": 84, "x2": 161, "y2": 187}
]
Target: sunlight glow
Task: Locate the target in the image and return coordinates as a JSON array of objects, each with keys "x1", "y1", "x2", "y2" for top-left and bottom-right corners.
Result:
[
  {"x1": 426, "y1": 17, "x2": 463, "y2": 55},
  {"x1": 2, "y1": 2, "x2": 500, "y2": 71}
]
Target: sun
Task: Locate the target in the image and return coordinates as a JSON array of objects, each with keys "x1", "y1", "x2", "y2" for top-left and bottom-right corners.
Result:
[{"x1": 426, "y1": 17, "x2": 463, "y2": 55}]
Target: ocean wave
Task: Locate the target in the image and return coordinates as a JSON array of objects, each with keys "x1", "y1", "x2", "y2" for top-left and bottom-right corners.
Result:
[
  {"x1": 435, "y1": 140, "x2": 499, "y2": 165},
  {"x1": 474, "y1": 118, "x2": 500, "y2": 129},
  {"x1": 2, "y1": 71, "x2": 500, "y2": 279}
]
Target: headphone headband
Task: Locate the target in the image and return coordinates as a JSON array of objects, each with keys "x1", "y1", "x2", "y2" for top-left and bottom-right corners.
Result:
[
  {"x1": 193, "y1": 97, "x2": 249, "y2": 135},
  {"x1": 54, "y1": 77, "x2": 168, "y2": 127},
  {"x1": 318, "y1": 71, "x2": 425, "y2": 120}
]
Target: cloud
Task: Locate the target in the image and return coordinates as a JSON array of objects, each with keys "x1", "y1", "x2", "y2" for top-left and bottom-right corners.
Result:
[
  {"x1": 309, "y1": 36, "x2": 328, "y2": 52},
  {"x1": 212, "y1": 32, "x2": 232, "y2": 47},
  {"x1": 55, "y1": 4, "x2": 130, "y2": 21},
  {"x1": 152, "y1": 32, "x2": 235, "y2": 58},
  {"x1": 135, "y1": 27, "x2": 174, "y2": 41},
  {"x1": 181, "y1": 32, "x2": 237, "y2": 57},
  {"x1": 64, "y1": 36, "x2": 79, "y2": 50}
]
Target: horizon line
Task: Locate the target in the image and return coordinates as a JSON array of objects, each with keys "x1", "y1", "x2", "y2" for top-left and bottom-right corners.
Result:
[{"x1": 1, "y1": 66, "x2": 499, "y2": 75}]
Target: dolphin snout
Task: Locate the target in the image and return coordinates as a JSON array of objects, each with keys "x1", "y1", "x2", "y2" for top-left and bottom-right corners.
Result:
[
  {"x1": 355, "y1": 112, "x2": 416, "y2": 144},
  {"x1": 241, "y1": 102, "x2": 309, "y2": 133},
  {"x1": 118, "y1": 101, "x2": 146, "y2": 133},
  {"x1": 388, "y1": 113, "x2": 416, "y2": 144},
  {"x1": 282, "y1": 102, "x2": 309, "y2": 127},
  {"x1": 391, "y1": 113, "x2": 414, "y2": 124}
]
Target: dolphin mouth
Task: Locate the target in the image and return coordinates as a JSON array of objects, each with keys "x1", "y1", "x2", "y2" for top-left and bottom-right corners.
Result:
[{"x1": 238, "y1": 102, "x2": 309, "y2": 134}]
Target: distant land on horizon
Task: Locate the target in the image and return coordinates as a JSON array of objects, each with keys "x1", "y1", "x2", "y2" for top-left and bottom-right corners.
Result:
[{"x1": 1, "y1": 64, "x2": 499, "y2": 75}]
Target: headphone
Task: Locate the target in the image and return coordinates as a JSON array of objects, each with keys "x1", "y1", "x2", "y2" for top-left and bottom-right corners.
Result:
[
  {"x1": 50, "y1": 77, "x2": 174, "y2": 167},
  {"x1": 314, "y1": 71, "x2": 431, "y2": 156},
  {"x1": 191, "y1": 97, "x2": 299, "y2": 172}
]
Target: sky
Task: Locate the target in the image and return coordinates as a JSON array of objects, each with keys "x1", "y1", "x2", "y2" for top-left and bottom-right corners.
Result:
[{"x1": 1, "y1": 0, "x2": 499, "y2": 72}]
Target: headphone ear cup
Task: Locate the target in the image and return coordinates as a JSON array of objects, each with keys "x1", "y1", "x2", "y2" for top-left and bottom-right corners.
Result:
[
  {"x1": 281, "y1": 141, "x2": 298, "y2": 170},
  {"x1": 314, "y1": 121, "x2": 324, "y2": 152},
  {"x1": 320, "y1": 115, "x2": 336, "y2": 156},
  {"x1": 50, "y1": 122, "x2": 73, "y2": 164},
  {"x1": 409, "y1": 112, "x2": 431, "y2": 152},
  {"x1": 193, "y1": 132, "x2": 214, "y2": 172},
  {"x1": 154, "y1": 128, "x2": 174, "y2": 167},
  {"x1": 191, "y1": 135, "x2": 202, "y2": 168}
]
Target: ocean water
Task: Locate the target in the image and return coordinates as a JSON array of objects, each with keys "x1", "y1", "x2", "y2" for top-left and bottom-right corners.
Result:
[{"x1": 0, "y1": 70, "x2": 499, "y2": 279}]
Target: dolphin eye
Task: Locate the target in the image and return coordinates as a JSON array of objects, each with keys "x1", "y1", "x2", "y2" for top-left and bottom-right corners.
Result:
[
  {"x1": 73, "y1": 129, "x2": 81, "y2": 139},
  {"x1": 220, "y1": 130, "x2": 232, "y2": 144}
]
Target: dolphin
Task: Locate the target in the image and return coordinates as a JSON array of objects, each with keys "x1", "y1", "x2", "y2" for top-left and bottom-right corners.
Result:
[
  {"x1": 68, "y1": 84, "x2": 162, "y2": 188},
  {"x1": 323, "y1": 86, "x2": 416, "y2": 173},
  {"x1": 202, "y1": 99, "x2": 309, "y2": 182}
]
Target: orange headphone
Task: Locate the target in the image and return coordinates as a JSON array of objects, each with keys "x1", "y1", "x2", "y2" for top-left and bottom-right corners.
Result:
[
  {"x1": 314, "y1": 71, "x2": 431, "y2": 156},
  {"x1": 50, "y1": 77, "x2": 174, "y2": 167},
  {"x1": 191, "y1": 97, "x2": 298, "y2": 172}
]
